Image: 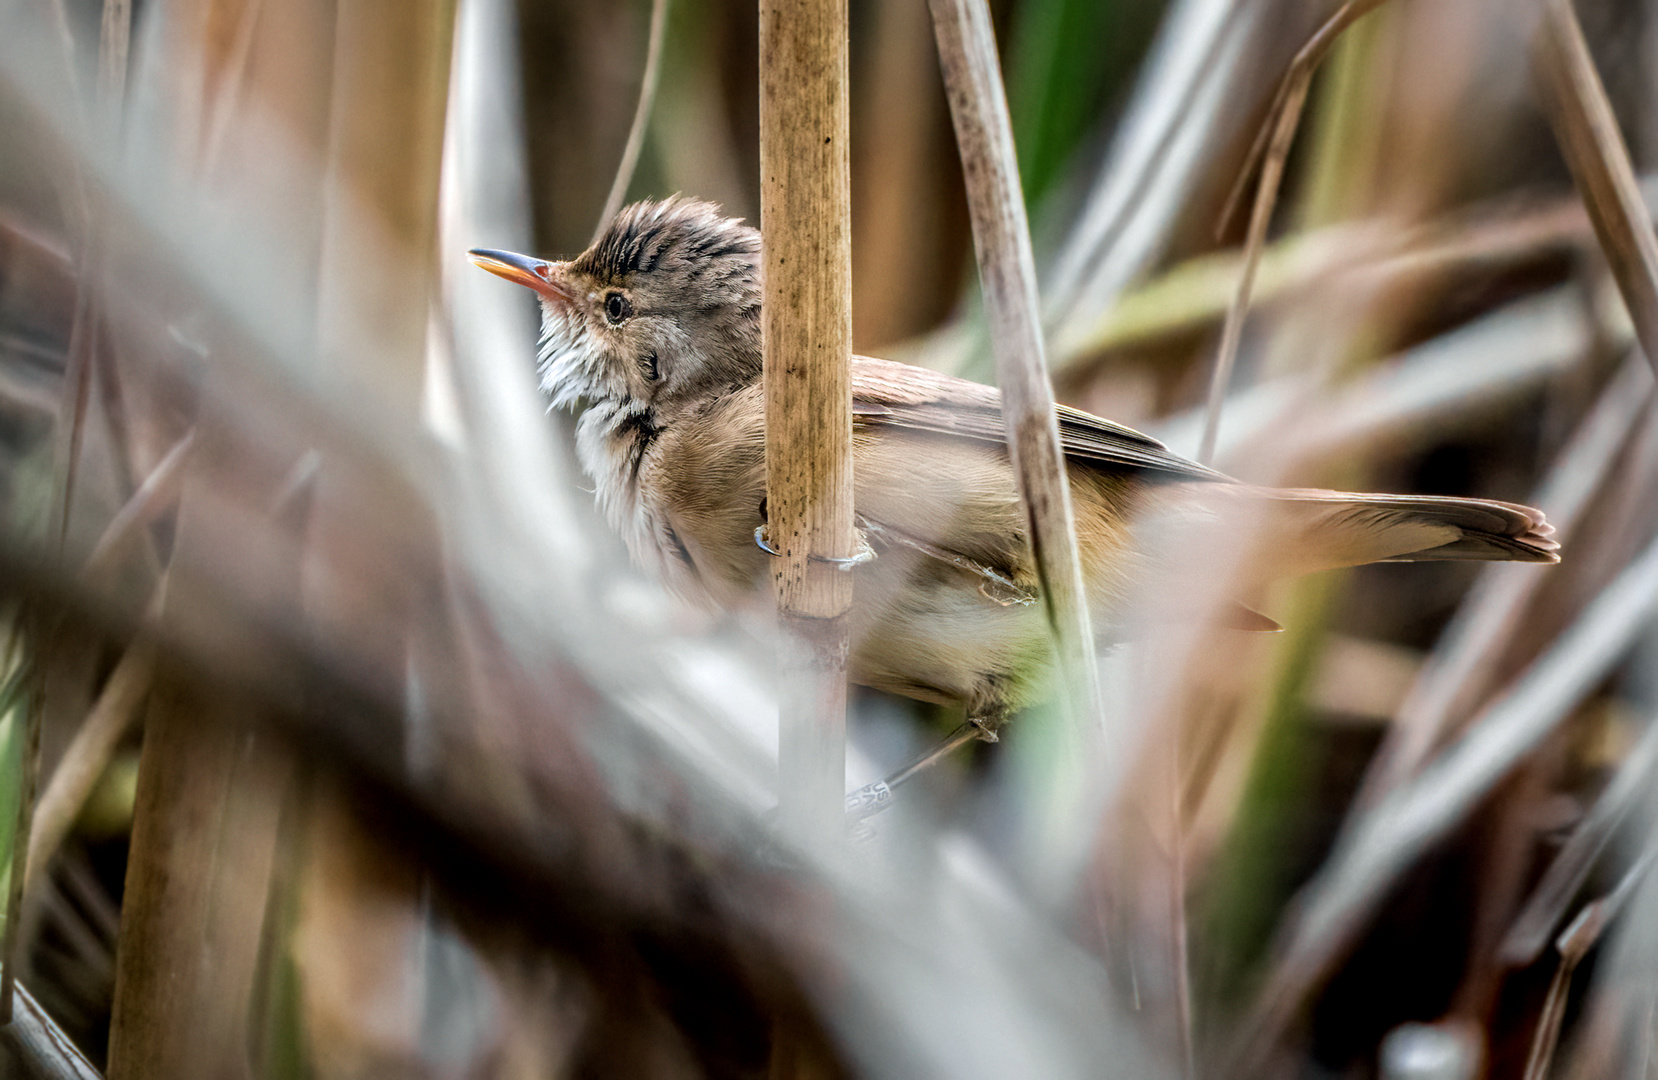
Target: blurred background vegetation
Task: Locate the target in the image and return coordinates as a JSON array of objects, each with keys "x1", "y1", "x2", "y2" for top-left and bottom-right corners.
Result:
[{"x1": 1, "y1": 0, "x2": 1657, "y2": 1077}]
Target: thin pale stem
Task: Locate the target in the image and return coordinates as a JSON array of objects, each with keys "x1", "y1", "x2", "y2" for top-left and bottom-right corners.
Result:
[
  {"x1": 25, "y1": 636, "x2": 156, "y2": 897},
  {"x1": 1198, "y1": 70, "x2": 1310, "y2": 466},
  {"x1": 1214, "y1": 0, "x2": 1394, "y2": 240},
  {"x1": 595, "y1": 0, "x2": 671, "y2": 240}
]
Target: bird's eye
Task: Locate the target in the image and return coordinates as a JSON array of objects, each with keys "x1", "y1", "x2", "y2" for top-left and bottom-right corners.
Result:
[
  {"x1": 604, "y1": 292, "x2": 632, "y2": 324},
  {"x1": 641, "y1": 352, "x2": 660, "y2": 381}
]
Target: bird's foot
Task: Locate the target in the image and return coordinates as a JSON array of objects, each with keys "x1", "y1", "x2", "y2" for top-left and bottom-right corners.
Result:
[{"x1": 753, "y1": 523, "x2": 875, "y2": 569}]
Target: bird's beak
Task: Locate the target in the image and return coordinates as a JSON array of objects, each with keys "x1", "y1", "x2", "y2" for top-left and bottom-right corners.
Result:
[{"x1": 467, "y1": 248, "x2": 575, "y2": 305}]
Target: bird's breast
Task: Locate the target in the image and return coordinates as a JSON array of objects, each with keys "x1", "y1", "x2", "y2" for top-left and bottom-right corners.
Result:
[
  {"x1": 572, "y1": 387, "x2": 771, "y2": 608},
  {"x1": 648, "y1": 388, "x2": 772, "y2": 605}
]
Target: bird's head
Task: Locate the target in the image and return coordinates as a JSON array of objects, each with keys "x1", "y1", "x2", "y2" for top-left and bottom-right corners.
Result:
[{"x1": 469, "y1": 197, "x2": 763, "y2": 412}]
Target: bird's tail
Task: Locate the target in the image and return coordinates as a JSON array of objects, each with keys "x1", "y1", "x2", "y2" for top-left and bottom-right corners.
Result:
[{"x1": 1256, "y1": 488, "x2": 1559, "y2": 572}]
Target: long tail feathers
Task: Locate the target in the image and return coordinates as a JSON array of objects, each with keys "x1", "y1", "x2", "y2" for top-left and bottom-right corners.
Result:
[{"x1": 1261, "y1": 488, "x2": 1559, "y2": 571}]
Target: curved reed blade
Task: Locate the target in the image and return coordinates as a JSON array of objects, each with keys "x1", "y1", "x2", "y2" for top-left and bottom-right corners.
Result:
[{"x1": 1534, "y1": 0, "x2": 1658, "y2": 381}]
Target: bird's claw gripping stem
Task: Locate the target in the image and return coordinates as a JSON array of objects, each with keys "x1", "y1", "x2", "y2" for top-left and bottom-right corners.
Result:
[{"x1": 754, "y1": 523, "x2": 876, "y2": 569}]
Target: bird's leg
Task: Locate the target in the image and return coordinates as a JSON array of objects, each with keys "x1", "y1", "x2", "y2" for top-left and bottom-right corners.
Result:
[
  {"x1": 854, "y1": 517, "x2": 1034, "y2": 607},
  {"x1": 845, "y1": 716, "x2": 1001, "y2": 821}
]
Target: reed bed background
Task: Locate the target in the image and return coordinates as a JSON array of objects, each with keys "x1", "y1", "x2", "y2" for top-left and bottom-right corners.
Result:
[{"x1": 1, "y1": 0, "x2": 1656, "y2": 1077}]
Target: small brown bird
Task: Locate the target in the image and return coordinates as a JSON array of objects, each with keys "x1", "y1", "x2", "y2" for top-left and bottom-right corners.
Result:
[{"x1": 471, "y1": 198, "x2": 1556, "y2": 730}]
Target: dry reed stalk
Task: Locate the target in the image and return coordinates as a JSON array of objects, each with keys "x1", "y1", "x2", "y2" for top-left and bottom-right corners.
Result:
[
  {"x1": 1236, "y1": 529, "x2": 1658, "y2": 1069},
  {"x1": 1534, "y1": 0, "x2": 1658, "y2": 381},
  {"x1": 1042, "y1": 0, "x2": 1286, "y2": 328},
  {"x1": 298, "y1": 0, "x2": 456, "y2": 1066},
  {"x1": 96, "y1": 0, "x2": 452, "y2": 1072},
  {"x1": 0, "y1": 979, "x2": 103, "y2": 1080},
  {"x1": 1055, "y1": 187, "x2": 1630, "y2": 378},
  {"x1": 7, "y1": 0, "x2": 139, "y2": 1032},
  {"x1": 105, "y1": 621, "x2": 288, "y2": 1078},
  {"x1": 24, "y1": 156, "x2": 108, "y2": 1039},
  {"x1": 1503, "y1": 709, "x2": 1658, "y2": 966},
  {"x1": 1521, "y1": 853, "x2": 1654, "y2": 1080},
  {"x1": 97, "y1": 0, "x2": 284, "y2": 1067},
  {"x1": 316, "y1": 0, "x2": 455, "y2": 415},
  {"x1": 927, "y1": 0, "x2": 1102, "y2": 748},
  {"x1": 45, "y1": 183, "x2": 100, "y2": 561},
  {"x1": 758, "y1": 0, "x2": 855, "y2": 843},
  {"x1": 17, "y1": 432, "x2": 191, "y2": 903},
  {"x1": 1445, "y1": 747, "x2": 1562, "y2": 1027},
  {"x1": 1358, "y1": 352, "x2": 1651, "y2": 809},
  {"x1": 24, "y1": 634, "x2": 153, "y2": 897},
  {"x1": 107, "y1": 677, "x2": 242, "y2": 1080},
  {"x1": 3, "y1": 7, "x2": 835, "y2": 1072},
  {"x1": 81, "y1": 429, "x2": 194, "y2": 576},
  {"x1": 1199, "y1": 292, "x2": 1595, "y2": 476},
  {"x1": 7, "y1": 0, "x2": 1651, "y2": 1071}
]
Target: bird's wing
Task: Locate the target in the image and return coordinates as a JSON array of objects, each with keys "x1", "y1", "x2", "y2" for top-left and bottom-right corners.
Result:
[{"x1": 850, "y1": 355, "x2": 1228, "y2": 483}]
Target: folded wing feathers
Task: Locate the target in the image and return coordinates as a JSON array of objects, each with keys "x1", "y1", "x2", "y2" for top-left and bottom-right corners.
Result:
[
  {"x1": 851, "y1": 356, "x2": 1226, "y2": 483},
  {"x1": 849, "y1": 356, "x2": 1558, "y2": 567}
]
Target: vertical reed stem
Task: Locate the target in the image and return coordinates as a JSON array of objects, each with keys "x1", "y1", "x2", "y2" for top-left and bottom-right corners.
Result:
[
  {"x1": 759, "y1": 0, "x2": 855, "y2": 844},
  {"x1": 927, "y1": 0, "x2": 1101, "y2": 741}
]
